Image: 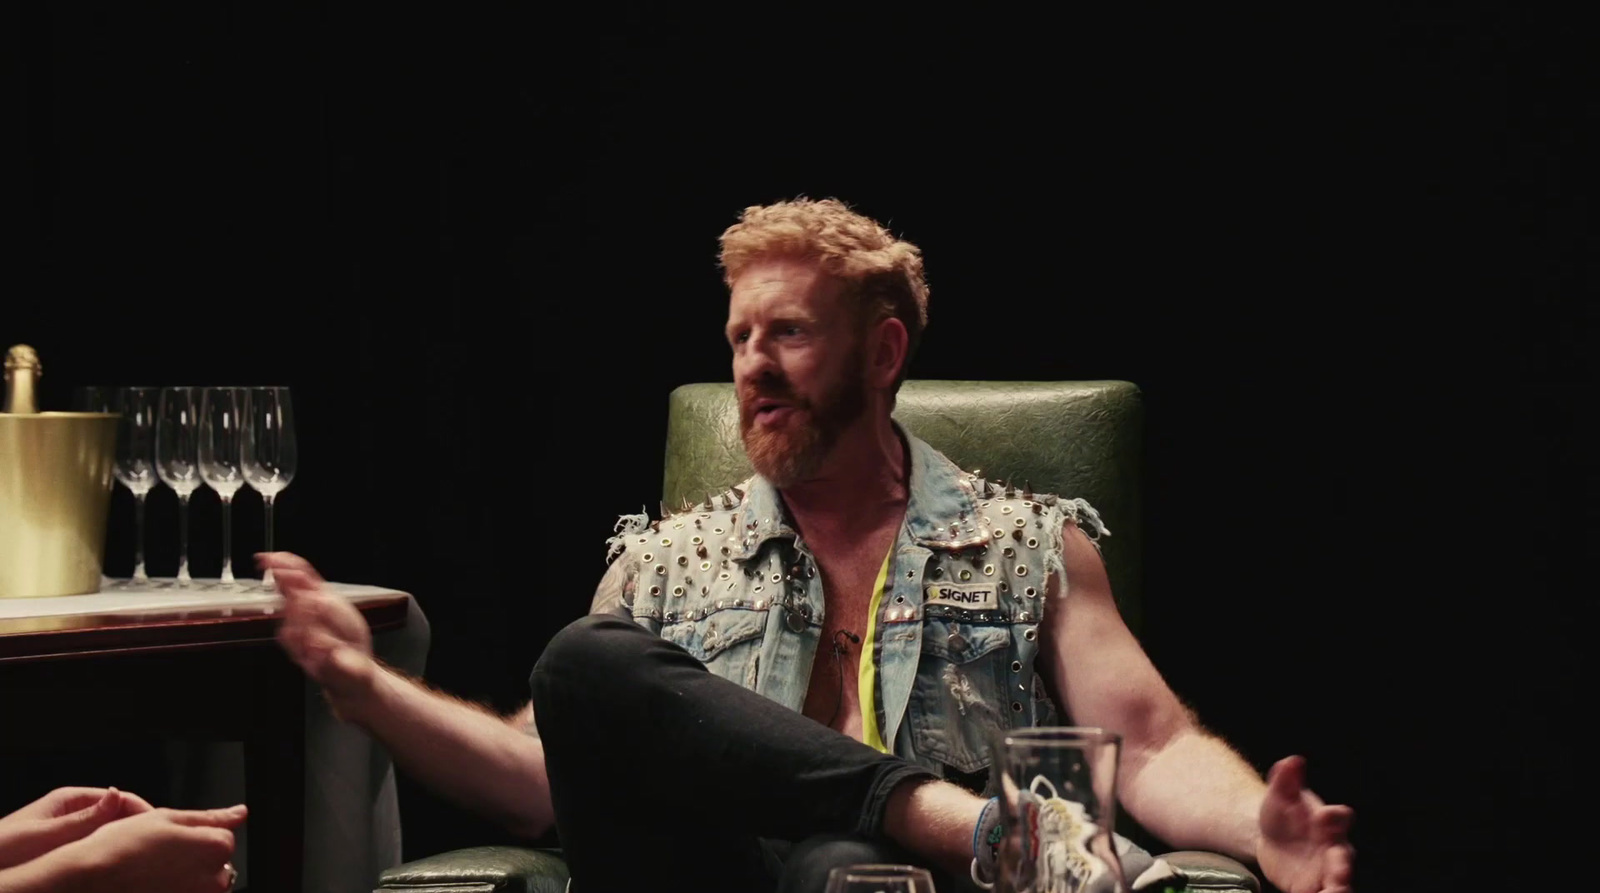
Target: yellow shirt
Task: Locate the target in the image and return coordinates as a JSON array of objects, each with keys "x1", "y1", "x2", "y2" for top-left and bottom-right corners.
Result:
[{"x1": 856, "y1": 548, "x2": 895, "y2": 753}]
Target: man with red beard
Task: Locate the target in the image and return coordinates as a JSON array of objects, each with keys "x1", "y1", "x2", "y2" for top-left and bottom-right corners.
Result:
[{"x1": 262, "y1": 199, "x2": 1354, "y2": 893}]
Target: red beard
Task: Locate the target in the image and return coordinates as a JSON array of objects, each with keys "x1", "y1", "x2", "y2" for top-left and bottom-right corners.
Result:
[{"x1": 739, "y1": 358, "x2": 866, "y2": 488}]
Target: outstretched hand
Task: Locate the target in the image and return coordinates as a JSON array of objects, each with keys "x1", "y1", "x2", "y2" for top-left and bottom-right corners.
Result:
[
  {"x1": 1257, "y1": 756, "x2": 1355, "y2": 893},
  {"x1": 259, "y1": 551, "x2": 378, "y2": 718}
]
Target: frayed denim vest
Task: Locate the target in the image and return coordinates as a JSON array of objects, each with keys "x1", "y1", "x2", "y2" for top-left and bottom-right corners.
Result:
[{"x1": 606, "y1": 428, "x2": 1109, "y2": 790}]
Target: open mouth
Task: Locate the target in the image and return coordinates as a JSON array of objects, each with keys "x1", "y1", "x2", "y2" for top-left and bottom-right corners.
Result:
[{"x1": 752, "y1": 399, "x2": 797, "y2": 424}]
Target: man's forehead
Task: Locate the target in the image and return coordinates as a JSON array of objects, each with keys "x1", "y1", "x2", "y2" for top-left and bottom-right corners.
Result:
[{"x1": 729, "y1": 258, "x2": 842, "y2": 313}]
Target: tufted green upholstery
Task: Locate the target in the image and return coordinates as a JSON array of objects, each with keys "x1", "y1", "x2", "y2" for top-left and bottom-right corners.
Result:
[
  {"x1": 375, "y1": 380, "x2": 1259, "y2": 893},
  {"x1": 372, "y1": 846, "x2": 568, "y2": 893}
]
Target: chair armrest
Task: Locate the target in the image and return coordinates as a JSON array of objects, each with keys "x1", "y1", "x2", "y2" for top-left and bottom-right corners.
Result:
[
  {"x1": 1135, "y1": 850, "x2": 1261, "y2": 892},
  {"x1": 373, "y1": 846, "x2": 569, "y2": 893}
]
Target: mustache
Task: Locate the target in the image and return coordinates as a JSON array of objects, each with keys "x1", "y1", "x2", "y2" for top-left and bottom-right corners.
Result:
[{"x1": 739, "y1": 380, "x2": 802, "y2": 409}]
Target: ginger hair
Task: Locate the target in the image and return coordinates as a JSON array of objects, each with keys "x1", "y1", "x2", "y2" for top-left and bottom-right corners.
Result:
[{"x1": 718, "y1": 197, "x2": 929, "y2": 388}]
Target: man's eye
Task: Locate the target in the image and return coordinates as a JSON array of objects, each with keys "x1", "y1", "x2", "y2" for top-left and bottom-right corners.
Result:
[{"x1": 782, "y1": 326, "x2": 802, "y2": 336}]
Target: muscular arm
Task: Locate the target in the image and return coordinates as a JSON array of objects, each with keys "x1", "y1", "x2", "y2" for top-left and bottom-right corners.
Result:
[
  {"x1": 351, "y1": 559, "x2": 635, "y2": 838},
  {"x1": 1040, "y1": 523, "x2": 1266, "y2": 863},
  {"x1": 346, "y1": 666, "x2": 554, "y2": 840}
]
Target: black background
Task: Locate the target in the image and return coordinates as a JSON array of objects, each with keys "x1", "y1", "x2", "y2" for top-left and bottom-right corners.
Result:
[{"x1": 6, "y1": 4, "x2": 1584, "y2": 890}]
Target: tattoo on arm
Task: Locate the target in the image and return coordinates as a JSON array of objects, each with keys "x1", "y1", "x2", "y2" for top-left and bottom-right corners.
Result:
[{"x1": 589, "y1": 557, "x2": 635, "y2": 617}]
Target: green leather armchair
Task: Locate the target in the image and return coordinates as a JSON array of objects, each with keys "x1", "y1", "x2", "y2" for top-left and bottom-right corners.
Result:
[{"x1": 375, "y1": 381, "x2": 1259, "y2": 893}]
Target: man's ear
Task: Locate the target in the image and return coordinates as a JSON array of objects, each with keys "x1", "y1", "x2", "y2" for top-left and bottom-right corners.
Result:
[{"x1": 868, "y1": 316, "x2": 910, "y2": 390}]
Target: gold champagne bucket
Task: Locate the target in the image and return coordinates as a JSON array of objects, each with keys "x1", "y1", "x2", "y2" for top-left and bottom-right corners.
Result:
[{"x1": 0, "y1": 345, "x2": 119, "y2": 598}]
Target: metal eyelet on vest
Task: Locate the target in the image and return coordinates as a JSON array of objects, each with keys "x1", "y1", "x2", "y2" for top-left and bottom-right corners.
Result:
[
  {"x1": 905, "y1": 570, "x2": 915, "y2": 579},
  {"x1": 649, "y1": 586, "x2": 661, "y2": 596},
  {"x1": 1011, "y1": 701, "x2": 1023, "y2": 712},
  {"x1": 677, "y1": 556, "x2": 689, "y2": 567},
  {"x1": 660, "y1": 538, "x2": 672, "y2": 546},
  {"x1": 994, "y1": 529, "x2": 1006, "y2": 538},
  {"x1": 754, "y1": 584, "x2": 764, "y2": 592},
  {"x1": 931, "y1": 566, "x2": 944, "y2": 578},
  {"x1": 1025, "y1": 586, "x2": 1037, "y2": 598},
  {"x1": 701, "y1": 586, "x2": 710, "y2": 596},
  {"x1": 983, "y1": 564, "x2": 995, "y2": 575},
  {"x1": 721, "y1": 546, "x2": 731, "y2": 556},
  {"x1": 719, "y1": 571, "x2": 730, "y2": 580},
  {"x1": 1023, "y1": 627, "x2": 1038, "y2": 641},
  {"x1": 786, "y1": 610, "x2": 806, "y2": 633},
  {"x1": 959, "y1": 569, "x2": 972, "y2": 581},
  {"x1": 701, "y1": 561, "x2": 712, "y2": 571},
  {"x1": 1027, "y1": 537, "x2": 1039, "y2": 549},
  {"x1": 691, "y1": 535, "x2": 703, "y2": 545},
  {"x1": 655, "y1": 565, "x2": 666, "y2": 575},
  {"x1": 1015, "y1": 564, "x2": 1029, "y2": 577},
  {"x1": 771, "y1": 573, "x2": 782, "y2": 583},
  {"x1": 1014, "y1": 517, "x2": 1027, "y2": 527},
  {"x1": 673, "y1": 522, "x2": 684, "y2": 530},
  {"x1": 637, "y1": 537, "x2": 648, "y2": 545},
  {"x1": 642, "y1": 552, "x2": 654, "y2": 562},
  {"x1": 672, "y1": 586, "x2": 684, "y2": 597},
  {"x1": 713, "y1": 527, "x2": 725, "y2": 535},
  {"x1": 1018, "y1": 612, "x2": 1033, "y2": 622},
  {"x1": 1002, "y1": 547, "x2": 1015, "y2": 559},
  {"x1": 998, "y1": 581, "x2": 1009, "y2": 593},
  {"x1": 1011, "y1": 660, "x2": 1023, "y2": 673},
  {"x1": 894, "y1": 594, "x2": 906, "y2": 603},
  {"x1": 1001, "y1": 505, "x2": 1013, "y2": 514}
]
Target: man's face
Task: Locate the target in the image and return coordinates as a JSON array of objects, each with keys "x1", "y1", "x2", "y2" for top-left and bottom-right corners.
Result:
[{"x1": 726, "y1": 258, "x2": 868, "y2": 487}]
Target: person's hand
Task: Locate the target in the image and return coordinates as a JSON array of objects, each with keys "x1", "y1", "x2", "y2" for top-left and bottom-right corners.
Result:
[
  {"x1": 1257, "y1": 756, "x2": 1356, "y2": 893},
  {"x1": 258, "y1": 551, "x2": 378, "y2": 719},
  {"x1": 0, "y1": 787, "x2": 153, "y2": 868},
  {"x1": 65, "y1": 805, "x2": 246, "y2": 893}
]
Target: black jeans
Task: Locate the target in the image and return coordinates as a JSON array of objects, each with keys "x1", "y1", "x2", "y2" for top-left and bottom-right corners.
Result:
[{"x1": 529, "y1": 614, "x2": 959, "y2": 893}]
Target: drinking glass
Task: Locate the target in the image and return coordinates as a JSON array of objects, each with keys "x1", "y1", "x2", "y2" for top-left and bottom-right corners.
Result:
[
  {"x1": 241, "y1": 386, "x2": 296, "y2": 589},
  {"x1": 988, "y1": 727, "x2": 1127, "y2": 893},
  {"x1": 112, "y1": 387, "x2": 160, "y2": 584},
  {"x1": 199, "y1": 387, "x2": 246, "y2": 587},
  {"x1": 157, "y1": 386, "x2": 203, "y2": 585},
  {"x1": 824, "y1": 864, "x2": 938, "y2": 893}
]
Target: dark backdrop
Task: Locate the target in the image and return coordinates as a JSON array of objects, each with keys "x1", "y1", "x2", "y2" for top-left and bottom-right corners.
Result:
[{"x1": 6, "y1": 4, "x2": 1582, "y2": 891}]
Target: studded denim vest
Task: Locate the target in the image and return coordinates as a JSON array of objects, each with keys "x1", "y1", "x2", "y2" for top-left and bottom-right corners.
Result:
[{"x1": 605, "y1": 428, "x2": 1110, "y2": 789}]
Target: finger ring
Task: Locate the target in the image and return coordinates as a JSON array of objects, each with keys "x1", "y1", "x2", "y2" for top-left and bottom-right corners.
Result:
[{"x1": 224, "y1": 861, "x2": 238, "y2": 890}]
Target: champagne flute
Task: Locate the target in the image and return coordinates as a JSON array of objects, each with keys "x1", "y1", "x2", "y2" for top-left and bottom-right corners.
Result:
[
  {"x1": 199, "y1": 387, "x2": 245, "y2": 588},
  {"x1": 157, "y1": 386, "x2": 203, "y2": 586},
  {"x1": 824, "y1": 864, "x2": 937, "y2": 893},
  {"x1": 112, "y1": 387, "x2": 160, "y2": 585},
  {"x1": 241, "y1": 386, "x2": 297, "y2": 589}
]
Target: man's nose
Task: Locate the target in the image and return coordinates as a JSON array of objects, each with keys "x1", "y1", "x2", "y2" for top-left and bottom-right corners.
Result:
[{"x1": 734, "y1": 339, "x2": 778, "y2": 382}]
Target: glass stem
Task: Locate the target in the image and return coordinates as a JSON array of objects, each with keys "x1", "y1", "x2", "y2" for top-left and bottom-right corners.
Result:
[
  {"x1": 220, "y1": 494, "x2": 234, "y2": 584},
  {"x1": 133, "y1": 491, "x2": 148, "y2": 583},
  {"x1": 177, "y1": 491, "x2": 192, "y2": 585},
  {"x1": 262, "y1": 493, "x2": 276, "y2": 589}
]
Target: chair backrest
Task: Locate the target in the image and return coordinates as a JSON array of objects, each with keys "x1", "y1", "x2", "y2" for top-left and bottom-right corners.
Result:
[{"x1": 661, "y1": 380, "x2": 1145, "y2": 633}]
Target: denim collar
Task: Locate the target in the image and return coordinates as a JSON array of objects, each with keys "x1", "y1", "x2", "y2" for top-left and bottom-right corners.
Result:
[{"x1": 731, "y1": 424, "x2": 992, "y2": 561}]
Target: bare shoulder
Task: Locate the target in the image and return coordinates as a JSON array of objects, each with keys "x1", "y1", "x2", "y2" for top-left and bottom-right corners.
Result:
[
  {"x1": 1052, "y1": 519, "x2": 1115, "y2": 605},
  {"x1": 588, "y1": 555, "x2": 636, "y2": 617}
]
